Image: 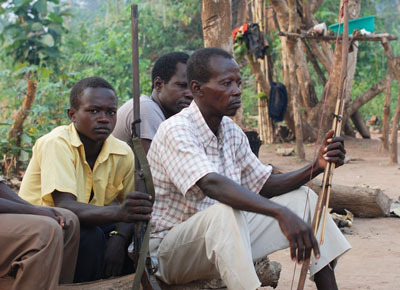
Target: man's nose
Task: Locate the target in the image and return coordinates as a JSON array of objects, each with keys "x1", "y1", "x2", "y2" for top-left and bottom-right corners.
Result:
[
  {"x1": 184, "y1": 88, "x2": 194, "y2": 99},
  {"x1": 97, "y1": 111, "x2": 110, "y2": 122},
  {"x1": 233, "y1": 83, "x2": 241, "y2": 96}
]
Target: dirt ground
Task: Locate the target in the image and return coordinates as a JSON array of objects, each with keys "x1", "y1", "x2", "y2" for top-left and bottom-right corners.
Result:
[{"x1": 258, "y1": 133, "x2": 400, "y2": 290}]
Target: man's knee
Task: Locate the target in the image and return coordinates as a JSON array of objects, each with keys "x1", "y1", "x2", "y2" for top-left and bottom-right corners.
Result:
[
  {"x1": 203, "y1": 203, "x2": 243, "y2": 229},
  {"x1": 55, "y1": 207, "x2": 79, "y2": 231},
  {"x1": 35, "y1": 216, "x2": 64, "y2": 247}
]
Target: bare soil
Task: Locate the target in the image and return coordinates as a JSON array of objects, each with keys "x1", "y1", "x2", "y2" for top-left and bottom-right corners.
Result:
[{"x1": 259, "y1": 134, "x2": 400, "y2": 290}]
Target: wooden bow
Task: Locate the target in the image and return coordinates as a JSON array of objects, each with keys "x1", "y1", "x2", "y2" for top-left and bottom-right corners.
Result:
[{"x1": 296, "y1": 1, "x2": 349, "y2": 289}]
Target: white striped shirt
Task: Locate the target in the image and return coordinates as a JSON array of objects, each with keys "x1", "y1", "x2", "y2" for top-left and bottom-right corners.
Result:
[{"x1": 148, "y1": 101, "x2": 272, "y2": 238}]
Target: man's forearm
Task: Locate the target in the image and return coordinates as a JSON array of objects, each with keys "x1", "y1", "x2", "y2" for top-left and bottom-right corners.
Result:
[
  {"x1": 260, "y1": 162, "x2": 323, "y2": 198},
  {"x1": 197, "y1": 173, "x2": 286, "y2": 219},
  {"x1": 0, "y1": 198, "x2": 42, "y2": 215},
  {"x1": 52, "y1": 191, "x2": 120, "y2": 227},
  {"x1": 0, "y1": 183, "x2": 32, "y2": 205}
]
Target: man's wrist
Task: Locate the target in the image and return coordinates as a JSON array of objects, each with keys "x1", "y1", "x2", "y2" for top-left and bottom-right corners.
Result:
[{"x1": 109, "y1": 230, "x2": 127, "y2": 241}]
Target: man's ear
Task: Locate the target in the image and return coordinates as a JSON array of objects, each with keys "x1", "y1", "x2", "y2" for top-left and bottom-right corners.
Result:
[
  {"x1": 190, "y1": 80, "x2": 202, "y2": 98},
  {"x1": 67, "y1": 108, "x2": 76, "y2": 122},
  {"x1": 154, "y1": 76, "x2": 164, "y2": 92}
]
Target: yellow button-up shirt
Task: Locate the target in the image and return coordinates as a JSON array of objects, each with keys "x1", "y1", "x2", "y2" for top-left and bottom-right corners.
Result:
[{"x1": 19, "y1": 124, "x2": 135, "y2": 206}]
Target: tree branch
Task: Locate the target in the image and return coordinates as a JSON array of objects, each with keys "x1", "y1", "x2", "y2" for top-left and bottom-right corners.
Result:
[{"x1": 346, "y1": 78, "x2": 387, "y2": 116}]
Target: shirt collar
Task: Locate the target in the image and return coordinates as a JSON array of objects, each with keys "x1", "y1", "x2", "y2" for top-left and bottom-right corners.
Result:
[
  {"x1": 188, "y1": 102, "x2": 225, "y2": 148},
  {"x1": 68, "y1": 123, "x2": 128, "y2": 164}
]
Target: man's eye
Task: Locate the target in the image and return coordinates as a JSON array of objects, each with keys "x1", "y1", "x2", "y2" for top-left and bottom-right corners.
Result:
[
  {"x1": 88, "y1": 109, "x2": 98, "y2": 114},
  {"x1": 176, "y1": 83, "x2": 187, "y2": 89},
  {"x1": 223, "y1": 81, "x2": 231, "y2": 87},
  {"x1": 108, "y1": 110, "x2": 116, "y2": 116}
]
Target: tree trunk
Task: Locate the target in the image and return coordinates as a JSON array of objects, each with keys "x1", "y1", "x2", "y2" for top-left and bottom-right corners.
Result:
[
  {"x1": 232, "y1": 0, "x2": 249, "y2": 28},
  {"x1": 390, "y1": 90, "x2": 400, "y2": 164},
  {"x1": 382, "y1": 64, "x2": 393, "y2": 150},
  {"x1": 8, "y1": 73, "x2": 37, "y2": 166},
  {"x1": 287, "y1": 0, "x2": 305, "y2": 159},
  {"x1": 350, "y1": 111, "x2": 370, "y2": 139},
  {"x1": 202, "y1": 0, "x2": 233, "y2": 53},
  {"x1": 381, "y1": 38, "x2": 400, "y2": 163},
  {"x1": 307, "y1": 39, "x2": 333, "y2": 72},
  {"x1": 201, "y1": 0, "x2": 245, "y2": 128},
  {"x1": 302, "y1": 39, "x2": 327, "y2": 85},
  {"x1": 343, "y1": 119, "x2": 356, "y2": 137},
  {"x1": 247, "y1": 0, "x2": 274, "y2": 144}
]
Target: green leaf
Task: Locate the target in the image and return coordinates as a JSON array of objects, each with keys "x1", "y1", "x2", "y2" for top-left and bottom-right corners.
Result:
[
  {"x1": 19, "y1": 150, "x2": 30, "y2": 162},
  {"x1": 48, "y1": 23, "x2": 63, "y2": 35},
  {"x1": 40, "y1": 33, "x2": 54, "y2": 47},
  {"x1": 14, "y1": 0, "x2": 28, "y2": 8},
  {"x1": 33, "y1": 0, "x2": 47, "y2": 16},
  {"x1": 20, "y1": 133, "x2": 32, "y2": 144},
  {"x1": 32, "y1": 22, "x2": 44, "y2": 32}
]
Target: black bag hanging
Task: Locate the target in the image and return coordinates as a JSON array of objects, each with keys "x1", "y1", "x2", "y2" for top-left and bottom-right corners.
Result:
[{"x1": 268, "y1": 82, "x2": 288, "y2": 122}]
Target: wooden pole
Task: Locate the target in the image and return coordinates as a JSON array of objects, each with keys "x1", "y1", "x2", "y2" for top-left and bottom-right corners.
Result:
[
  {"x1": 296, "y1": 1, "x2": 349, "y2": 288},
  {"x1": 381, "y1": 37, "x2": 400, "y2": 164},
  {"x1": 382, "y1": 64, "x2": 392, "y2": 151},
  {"x1": 287, "y1": 0, "x2": 305, "y2": 160}
]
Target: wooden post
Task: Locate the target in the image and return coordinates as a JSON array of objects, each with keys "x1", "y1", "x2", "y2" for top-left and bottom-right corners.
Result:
[
  {"x1": 381, "y1": 37, "x2": 400, "y2": 163},
  {"x1": 248, "y1": 0, "x2": 274, "y2": 144},
  {"x1": 382, "y1": 64, "x2": 393, "y2": 151},
  {"x1": 287, "y1": 0, "x2": 305, "y2": 159}
]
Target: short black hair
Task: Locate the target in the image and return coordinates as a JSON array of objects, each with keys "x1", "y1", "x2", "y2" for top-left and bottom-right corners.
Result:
[
  {"x1": 187, "y1": 47, "x2": 233, "y2": 84},
  {"x1": 151, "y1": 52, "x2": 190, "y2": 90},
  {"x1": 70, "y1": 77, "x2": 116, "y2": 109}
]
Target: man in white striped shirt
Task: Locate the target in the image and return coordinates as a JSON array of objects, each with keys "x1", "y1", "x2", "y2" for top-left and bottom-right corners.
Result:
[{"x1": 148, "y1": 47, "x2": 350, "y2": 290}]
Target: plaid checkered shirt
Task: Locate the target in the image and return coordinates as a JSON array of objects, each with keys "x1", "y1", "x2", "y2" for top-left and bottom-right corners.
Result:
[{"x1": 148, "y1": 101, "x2": 272, "y2": 239}]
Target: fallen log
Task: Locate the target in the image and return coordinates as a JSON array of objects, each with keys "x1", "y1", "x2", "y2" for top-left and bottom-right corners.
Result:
[
  {"x1": 307, "y1": 180, "x2": 392, "y2": 217},
  {"x1": 1, "y1": 258, "x2": 282, "y2": 290}
]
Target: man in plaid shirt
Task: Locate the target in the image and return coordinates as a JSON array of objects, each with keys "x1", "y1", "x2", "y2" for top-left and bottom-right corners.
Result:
[{"x1": 148, "y1": 47, "x2": 350, "y2": 290}]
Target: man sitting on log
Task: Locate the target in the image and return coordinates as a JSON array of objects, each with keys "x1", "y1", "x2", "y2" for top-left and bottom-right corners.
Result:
[
  {"x1": 147, "y1": 48, "x2": 351, "y2": 290},
  {"x1": 0, "y1": 177, "x2": 79, "y2": 290},
  {"x1": 19, "y1": 77, "x2": 153, "y2": 283},
  {"x1": 113, "y1": 51, "x2": 193, "y2": 153}
]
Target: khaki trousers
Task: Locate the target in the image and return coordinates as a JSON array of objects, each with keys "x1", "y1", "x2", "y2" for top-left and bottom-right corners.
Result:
[
  {"x1": 0, "y1": 208, "x2": 80, "y2": 290},
  {"x1": 150, "y1": 187, "x2": 351, "y2": 290}
]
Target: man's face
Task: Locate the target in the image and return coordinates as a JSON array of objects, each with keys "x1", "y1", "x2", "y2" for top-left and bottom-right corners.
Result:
[
  {"x1": 68, "y1": 87, "x2": 118, "y2": 142},
  {"x1": 158, "y1": 62, "x2": 193, "y2": 117},
  {"x1": 197, "y1": 56, "x2": 242, "y2": 117}
]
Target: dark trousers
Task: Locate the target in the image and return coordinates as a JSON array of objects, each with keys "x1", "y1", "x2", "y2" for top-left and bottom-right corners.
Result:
[{"x1": 73, "y1": 225, "x2": 134, "y2": 283}]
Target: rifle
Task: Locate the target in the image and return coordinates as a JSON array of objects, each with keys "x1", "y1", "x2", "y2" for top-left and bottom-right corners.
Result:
[{"x1": 129, "y1": 5, "x2": 161, "y2": 290}]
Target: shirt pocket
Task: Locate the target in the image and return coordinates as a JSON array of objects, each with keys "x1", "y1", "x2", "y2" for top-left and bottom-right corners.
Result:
[{"x1": 104, "y1": 182, "x2": 124, "y2": 205}]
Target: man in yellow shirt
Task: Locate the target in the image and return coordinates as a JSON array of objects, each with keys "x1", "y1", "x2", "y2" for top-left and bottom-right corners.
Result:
[{"x1": 19, "y1": 77, "x2": 153, "y2": 282}]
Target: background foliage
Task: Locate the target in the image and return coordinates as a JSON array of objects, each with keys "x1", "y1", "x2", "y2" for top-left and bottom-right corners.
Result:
[{"x1": 0, "y1": 0, "x2": 399, "y2": 174}]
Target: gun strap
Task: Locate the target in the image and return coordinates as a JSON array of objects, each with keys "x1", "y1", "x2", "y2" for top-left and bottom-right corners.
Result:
[{"x1": 131, "y1": 135, "x2": 155, "y2": 290}]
